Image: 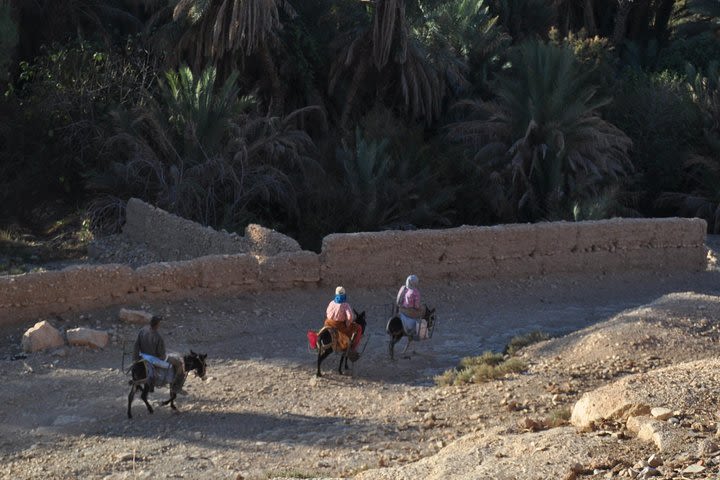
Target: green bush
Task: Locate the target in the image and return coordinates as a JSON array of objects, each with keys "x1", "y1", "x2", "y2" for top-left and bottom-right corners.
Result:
[
  {"x1": 544, "y1": 406, "x2": 571, "y2": 427},
  {"x1": 435, "y1": 351, "x2": 527, "y2": 386},
  {"x1": 0, "y1": 40, "x2": 156, "y2": 219},
  {"x1": 604, "y1": 69, "x2": 703, "y2": 214},
  {"x1": 657, "y1": 32, "x2": 720, "y2": 75},
  {"x1": 460, "y1": 351, "x2": 504, "y2": 367},
  {"x1": 504, "y1": 330, "x2": 550, "y2": 355}
]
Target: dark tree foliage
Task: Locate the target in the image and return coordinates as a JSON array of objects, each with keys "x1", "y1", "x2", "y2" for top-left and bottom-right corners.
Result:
[{"x1": 2, "y1": 0, "x2": 720, "y2": 245}]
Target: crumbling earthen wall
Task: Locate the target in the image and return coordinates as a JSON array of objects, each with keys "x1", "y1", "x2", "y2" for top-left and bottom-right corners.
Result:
[
  {"x1": 123, "y1": 198, "x2": 301, "y2": 260},
  {"x1": 0, "y1": 217, "x2": 707, "y2": 326},
  {"x1": 319, "y1": 218, "x2": 707, "y2": 287}
]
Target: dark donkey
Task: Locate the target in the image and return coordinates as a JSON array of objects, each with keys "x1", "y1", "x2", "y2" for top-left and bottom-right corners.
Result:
[
  {"x1": 127, "y1": 351, "x2": 207, "y2": 419},
  {"x1": 386, "y1": 306, "x2": 436, "y2": 360},
  {"x1": 316, "y1": 310, "x2": 366, "y2": 377}
]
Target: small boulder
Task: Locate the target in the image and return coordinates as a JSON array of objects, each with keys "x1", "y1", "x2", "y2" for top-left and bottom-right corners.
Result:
[
  {"x1": 698, "y1": 438, "x2": 719, "y2": 457},
  {"x1": 651, "y1": 407, "x2": 673, "y2": 421},
  {"x1": 682, "y1": 464, "x2": 706, "y2": 474},
  {"x1": 518, "y1": 417, "x2": 543, "y2": 431},
  {"x1": 21, "y1": 321, "x2": 64, "y2": 353},
  {"x1": 647, "y1": 454, "x2": 663, "y2": 467},
  {"x1": 119, "y1": 308, "x2": 152, "y2": 325},
  {"x1": 66, "y1": 328, "x2": 109, "y2": 349}
]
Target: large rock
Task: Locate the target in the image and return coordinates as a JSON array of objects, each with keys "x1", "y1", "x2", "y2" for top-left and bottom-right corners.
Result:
[
  {"x1": 525, "y1": 292, "x2": 720, "y2": 372},
  {"x1": 571, "y1": 358, "x2": 720, "y2": 433},
  {"x1": 21, "y1": 320, "x2": 65, "y2": 353},
  {"x1": 66, "y1": 328, "x2": 109, "y2": 349},
  {"x1": 354, "y1": 427, "x2": 619, "y2": 480},
  {"x1": 626, "y1": 416, "x2": 689, "y2": 452},
  {"x1": 118, "y1": 308, "x2": 153, "y2": 325}
]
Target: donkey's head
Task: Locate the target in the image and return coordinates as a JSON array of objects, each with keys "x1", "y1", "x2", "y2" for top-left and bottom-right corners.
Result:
[
  {"x1": 353, "y1": 309, "x2": 367, "y2": 332},
  {"x1": 424, "y1": 306, "x2": 436, "y2": 328},
  {"x1": 186, "y1": 350, "x2": 208, "y2": 380}
]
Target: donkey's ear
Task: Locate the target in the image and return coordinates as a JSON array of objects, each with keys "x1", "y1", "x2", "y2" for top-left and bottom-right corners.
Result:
[
  {"x1": 200, "y1": 354, "x2": 207, "y2": 360},
  {"x1": 190, "y1": 350, "x2": 196, "y2": 356},
  {"x1": 353, "y1": 308, "x2": 358, "y2": 316}
]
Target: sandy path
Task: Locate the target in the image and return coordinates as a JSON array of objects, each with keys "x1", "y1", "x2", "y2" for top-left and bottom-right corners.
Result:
[{"x1": 1, "y1": 265, "x2": 720, "y2": 479}]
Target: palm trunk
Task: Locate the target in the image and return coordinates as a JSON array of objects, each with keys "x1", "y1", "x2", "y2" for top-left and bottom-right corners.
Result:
[
  {"x1": 629, "y1": 0, "x2": 650, "y2": 43},
  {"x1": 258, "y1": 43, "x2": 284, "y2": 115},
  {"x1": 584, "y1": 0, "x2": 597, "y2": 36},
  {"x1": 612, "y1": 0, "x2": 632, "y2": 46},
  {"x1": 340, "y1": 61, "x2": 369, "y2": 129},
  {"x1": 654, "y1": 0, "x2": 675, "y2": 45}
]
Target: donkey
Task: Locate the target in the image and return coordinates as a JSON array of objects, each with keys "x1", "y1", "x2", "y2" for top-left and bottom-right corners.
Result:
[
  {"x1": 127, "y1": 350, "x2": 207, "y2": 419},
  {"x1": 316, "y1": 310, "x2": 366, "y2": 377},
  {"x1": 386, "y1": 306, "x2": 436, "y2": 360}
]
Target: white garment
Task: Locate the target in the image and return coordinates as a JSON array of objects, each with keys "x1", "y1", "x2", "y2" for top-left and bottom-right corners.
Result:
[{"x1": 399, "y1": 313, "x2": 419, "y2": 336}]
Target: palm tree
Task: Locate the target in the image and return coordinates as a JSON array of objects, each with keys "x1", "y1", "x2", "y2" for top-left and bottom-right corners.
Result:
[
  {"x1": 328, "y1": 0, "x2": 455, "y2": 127},
  {"x1": 12, "y1": 0, "x2": 142, "y2": 61},
  {"x1": 488, "y1": 0, "x2": 555, "y2": 41},
  {"x1": 93, "y1": 65, "x2": 320, "y2": 228},
  {"x1": 417, "y1": 0, "x2": 509, "y2": 97},
  {"x1": 165, "y1": 0, "x2": 296, "y2": 112},
  {"x1": 658, "y1": 63, "x2": 720, "y2": 232},
  {"x1": 333, "y1": 127, "x2": 453, "y2": 231},
  {"x1": 448, "y1": 41, "x2": 632, "y2": 221},
  {"x1": 675, "y1": 0, "x2": 720, "y2": 37}
]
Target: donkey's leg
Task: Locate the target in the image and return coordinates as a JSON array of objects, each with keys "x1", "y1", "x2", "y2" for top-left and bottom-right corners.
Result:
[
  {"x1": 389, "y1": 334, "x2": 402, "y2": 360},
  {"x1": 317, "y1": 348, "x2": 332, "y2": 377},
  {"x1": 338, "y1": 354, "x2": 345, "y2": 375},
  {"x1": 127, "y1": 385, "x2": 137, "y2": 419},
  {"x1": 161, "y1": 391, "x2": 178, "y2": 410},
  {"x1": 140, "y1": 385, "x2": 154, "y2": 414},
  {"x1": 401, "y1": 337, "x2": 412, "y2": 355}
]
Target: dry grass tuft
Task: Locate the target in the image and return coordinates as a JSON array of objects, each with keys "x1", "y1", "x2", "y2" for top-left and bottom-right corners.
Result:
[{"x1": 435, "y1": 351, "x2": 527, "y2": 386}]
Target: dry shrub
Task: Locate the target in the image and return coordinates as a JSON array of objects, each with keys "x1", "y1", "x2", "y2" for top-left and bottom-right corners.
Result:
[
  {"x1": 504, "y1": 331, "x2": 550, "y2": 355},
  {"x1": 435, "y1": 351, "x2": 527, "y2": 386}
]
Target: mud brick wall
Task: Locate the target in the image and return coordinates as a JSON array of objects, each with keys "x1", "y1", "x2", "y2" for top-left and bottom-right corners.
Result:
[
  {"x1": 0, "y1": 217, "x2": 707, "y2": 326},
  {"x1": 319, "y1": 218, "x2": 707, "y2": 288},
  {"x1": 123, "y1": 198, "x2": 301, "y2": 260}
]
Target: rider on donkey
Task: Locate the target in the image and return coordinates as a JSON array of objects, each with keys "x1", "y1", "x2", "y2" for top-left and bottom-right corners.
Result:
[
  {"x1": 324, "y1": 286, "x2": 362, "y2": 351},
  {"x1": 132, "y1": 315, "x2": 186, "y2": 393},
  {"x1": 395, "y1": 274, "x2": 429, "y2": 339}
]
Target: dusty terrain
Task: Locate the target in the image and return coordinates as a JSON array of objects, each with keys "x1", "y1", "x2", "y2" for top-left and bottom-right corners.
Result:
[{"x1": 2, "y1": 248, "x2": 720, "y2": 479}]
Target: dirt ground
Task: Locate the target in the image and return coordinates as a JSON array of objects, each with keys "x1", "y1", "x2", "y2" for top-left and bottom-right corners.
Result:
[{"x1": 2, "y1": 251, "x2": 720, "y2": 479}]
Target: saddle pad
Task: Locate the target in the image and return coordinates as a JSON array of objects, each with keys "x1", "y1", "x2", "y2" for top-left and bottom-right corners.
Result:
[
  {"x1": 318, "y1": 326, "x2": 350, "y2": 352},
  {"x1": 140, "y1": 353, "x2": 170, "y2": 369}
]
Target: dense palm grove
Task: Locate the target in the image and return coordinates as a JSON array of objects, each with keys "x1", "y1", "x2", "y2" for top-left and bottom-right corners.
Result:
[{"x1": 1, "y1": 0, "x2": 719, "y2": 250}]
